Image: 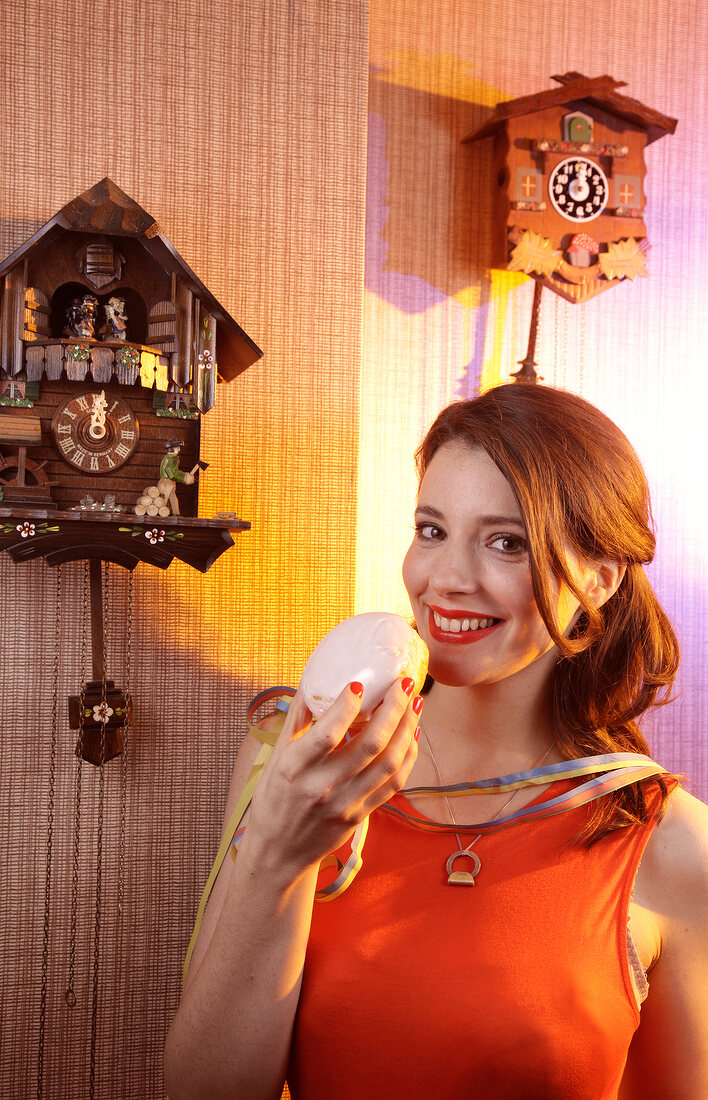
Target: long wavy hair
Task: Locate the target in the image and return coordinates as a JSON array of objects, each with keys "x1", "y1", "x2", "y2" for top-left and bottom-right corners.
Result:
[{"x1": 416, "y1": 383, "x2": 679, "y2": 841}]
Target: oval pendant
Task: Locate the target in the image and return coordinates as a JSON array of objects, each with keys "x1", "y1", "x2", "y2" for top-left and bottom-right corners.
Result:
[{"x1": 446, "y1": 848, "x2": 481, "y2": 886}]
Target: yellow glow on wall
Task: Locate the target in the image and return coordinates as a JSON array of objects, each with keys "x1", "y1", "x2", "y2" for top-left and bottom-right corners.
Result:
[
  {"x1": 371, "y1": 49, "x2": 513, "y2": 106},
  {"x1": 134, "y1": 404, "x2": 359, "y2": 685},
  {"x1": 479, "y1": 270, "x2": 528, "y2": 393}
]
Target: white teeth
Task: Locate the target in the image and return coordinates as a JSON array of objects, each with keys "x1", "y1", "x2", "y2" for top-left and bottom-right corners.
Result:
[{"x1": 433, "y1": 612, "x2": 495, "y2": 632}]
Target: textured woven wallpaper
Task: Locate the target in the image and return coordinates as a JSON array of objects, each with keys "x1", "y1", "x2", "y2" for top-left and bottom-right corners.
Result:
[
  {"x1": 1, "y1": 0, "x2": 706, "y2": 1097},
  {"x1": 1, "y1": 1, "x2": 367, "y2": 1096}
]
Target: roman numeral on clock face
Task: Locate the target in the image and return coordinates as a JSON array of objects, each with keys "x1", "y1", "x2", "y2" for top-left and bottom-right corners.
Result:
[{"x1": 52, "y1": 391, "x2": 140, "y2": 475}]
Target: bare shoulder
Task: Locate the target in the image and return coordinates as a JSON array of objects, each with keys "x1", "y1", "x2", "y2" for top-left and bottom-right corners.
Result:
[
  {"x1": 638, "y1": 785, "x2": 708, "y2": 918},
  {"x1": 622, "y1": 787, "x2": 708, "y2": 1098}
]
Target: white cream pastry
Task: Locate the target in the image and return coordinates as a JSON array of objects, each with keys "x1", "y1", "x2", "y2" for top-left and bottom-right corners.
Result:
[{"x1": 300, "y1": 612, "x2": 429, "y2": 721}]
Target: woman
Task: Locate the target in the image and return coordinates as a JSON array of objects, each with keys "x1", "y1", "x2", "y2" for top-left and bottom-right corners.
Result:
[{"x1": 165, "y1": 384, "x2": 708, "y2": 1099}]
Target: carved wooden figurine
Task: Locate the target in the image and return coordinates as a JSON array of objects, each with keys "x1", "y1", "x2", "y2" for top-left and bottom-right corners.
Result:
[{"x1": 98, "y1": 296, "x2": 128, "y2": 341}]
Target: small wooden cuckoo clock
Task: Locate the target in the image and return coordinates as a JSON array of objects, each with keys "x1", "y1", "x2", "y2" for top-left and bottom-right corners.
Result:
[
  {"x1": 464, "y1": 72, "x2": 677, "y2": 306},
  {"x1": 0, "y1": 176, "x2": 262, "y2": 571}
]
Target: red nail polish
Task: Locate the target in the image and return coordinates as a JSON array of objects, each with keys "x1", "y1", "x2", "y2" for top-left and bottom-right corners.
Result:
[
  {"x1": 412, "y1": 695, "x2": 424, "y2": 715},
  {"x1": 414, "y1": 727, "x2": 421, "y2": 742},
  {"x1": 401, "y1": 677, "x2": 414, "y2": 696},
  {"x1": 350, "y1": 681, "x2": 364, "y2": 697}
]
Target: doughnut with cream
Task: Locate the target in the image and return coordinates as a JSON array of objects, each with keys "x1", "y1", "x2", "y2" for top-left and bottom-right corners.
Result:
[{"x1": 300, "y1": 612, "x2": 429, "y2": 722}]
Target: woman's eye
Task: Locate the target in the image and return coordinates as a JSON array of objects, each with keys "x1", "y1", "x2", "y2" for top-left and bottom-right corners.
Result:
[
  {"x1": 415, "y1": 522, "x2": 444, "y2": 542},
  {"x1": 490, "y1": 533, "x2": 527, "y2": 555}
]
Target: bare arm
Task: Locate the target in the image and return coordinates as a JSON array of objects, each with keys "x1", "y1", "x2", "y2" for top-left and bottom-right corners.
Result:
[
  {"x1": 620, "y1": 788, "x2": 708, "y2": 1100},
  {"x1": 164, "y1": 679, "x2": 421, "y2": 1100}
]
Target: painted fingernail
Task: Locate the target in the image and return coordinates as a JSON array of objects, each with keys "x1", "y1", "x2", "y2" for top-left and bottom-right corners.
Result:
[
  {"x1": 412, "y1": 695, "x2": 424, "y2": 715},
  {"x1": 414, "y1": 727, "x2": 421, "y2": 742},
  {"x1": 401, "y1": 677, "x2": 415, "y2": 696},
  {"x1": 350, "y1": 681, "x2": 364, "y2": 697}
]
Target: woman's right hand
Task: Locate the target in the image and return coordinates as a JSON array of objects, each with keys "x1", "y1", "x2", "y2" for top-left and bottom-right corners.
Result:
[
  {"x1": 165, "y1": 678, "x2": 421, "y2": 1100},
  {"x1": 241, "y1": 677, "x2": 422, "y2": 885}
]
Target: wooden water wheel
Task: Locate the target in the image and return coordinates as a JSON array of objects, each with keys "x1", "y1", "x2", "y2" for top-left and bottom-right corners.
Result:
[{"x1": 0, "y1": 414, "x2": 55, "y2": 506}]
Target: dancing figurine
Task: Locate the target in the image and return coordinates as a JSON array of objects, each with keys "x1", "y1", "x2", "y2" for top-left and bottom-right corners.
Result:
[
  {"x1": 63, "y1": 294, "x2": 99, "y2": 338},
  {"x1": 99, "y1": 296, "x2": 128, "y2": 341}
]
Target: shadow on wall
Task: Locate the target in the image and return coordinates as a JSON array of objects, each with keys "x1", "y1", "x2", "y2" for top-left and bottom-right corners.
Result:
[{"x1": 365, "y1": 55, "x2": 523, "y2": 396}]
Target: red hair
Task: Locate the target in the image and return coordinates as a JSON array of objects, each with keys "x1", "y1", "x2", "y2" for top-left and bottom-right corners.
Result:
[{"x1": 416, "y1": 384, "x2": 679, "y2": 840}]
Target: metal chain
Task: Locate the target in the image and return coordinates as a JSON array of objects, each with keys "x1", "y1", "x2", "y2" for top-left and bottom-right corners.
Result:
[
  {"x1": 37, "y1": 563, "x2": 62, "y2": 1100},
  {"x1": 66, "y1": 562, "x2": 88, "y2": 1009},
  {"x1": 118, "y1": 569, "x2": 132, "y2": 924},
  {"x1": 88, "y1": 562, "x2": 108, "y2": 1099}
]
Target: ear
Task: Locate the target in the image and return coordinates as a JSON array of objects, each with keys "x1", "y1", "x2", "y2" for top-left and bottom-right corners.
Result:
[{"x1": 585, "y1": 559, "x2": 627, "y2": 610}]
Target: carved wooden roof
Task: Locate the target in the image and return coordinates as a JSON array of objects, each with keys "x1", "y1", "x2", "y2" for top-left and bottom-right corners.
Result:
[
  {"x1": 464, "y1": 72, "x2": 678, "y2": 146},
  {"x1": 0, "y1": 178, "x2": 262, "y2": 381}
]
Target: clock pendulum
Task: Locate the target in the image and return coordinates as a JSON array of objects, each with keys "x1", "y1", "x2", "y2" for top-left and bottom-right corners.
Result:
[
  {"x1": 513, "y1": 154, "x2": 609, "y2": 383},
  {"x1": 88, "y1": 561, "x2": 108, "y2": 1099},
  {"x1": 513, "y1": 280, "x2": 545, "y2": 384},
  {"x1": 36, "y1": 558, "x2": 133, "y2": 1100}
]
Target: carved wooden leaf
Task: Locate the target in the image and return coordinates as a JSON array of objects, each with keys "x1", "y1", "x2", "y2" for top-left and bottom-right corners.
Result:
[
  {"x1": 598, "y1": 238, "x2": 649, "y2": 281},
  {"x1": 507, "y1": 230, "x2": 560, "y2": 279}
]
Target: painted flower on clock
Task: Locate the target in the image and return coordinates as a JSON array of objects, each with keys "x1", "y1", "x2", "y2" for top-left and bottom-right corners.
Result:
[
  {"x1": 145, "y1": 528, "x2": 165, "y2": 544},
  {"x1": 67, "y1": 343, "x2": 90, "y2": 362},
  {"x1": 117, "y1": 346, "x2": 140, "y2": 368},
  {"x1": 16, "y1": 522, "x2": 36, "y2": 538},
  {"x1": 92, "y1": 702, "x2": 114, "y2": 724}
]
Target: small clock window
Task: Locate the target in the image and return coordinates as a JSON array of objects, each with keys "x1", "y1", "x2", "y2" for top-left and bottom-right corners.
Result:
[
  {"x1": 613, "y1": 174, "x2": 642, "y2": 212},
  {"x1": 514, "y1": 167, "x2": 543, "y2": 203},
  {"x1": 563, "y1": 112, "x2": 594, "y2": 143}
]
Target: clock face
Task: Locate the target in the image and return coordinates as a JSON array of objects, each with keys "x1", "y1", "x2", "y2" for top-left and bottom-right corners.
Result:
[
  {"x1": 51, "y1": 391, "x2": 139, "y2": 474},
  {"x1": 548, "y1": 157, "x2": 609, "y2": 223}
]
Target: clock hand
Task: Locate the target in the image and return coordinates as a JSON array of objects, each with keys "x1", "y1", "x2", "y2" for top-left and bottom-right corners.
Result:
[
  {"x1": 569, "y1": 165, "x2": 590, "y2": 202},
  {"x1": 89, "y1": 391, "x2": 108, "y2": 440}
]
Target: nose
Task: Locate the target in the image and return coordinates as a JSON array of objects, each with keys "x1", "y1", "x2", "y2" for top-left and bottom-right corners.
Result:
[{"x1": 428, "y1": 541, "x2": 481, "y2": 597}]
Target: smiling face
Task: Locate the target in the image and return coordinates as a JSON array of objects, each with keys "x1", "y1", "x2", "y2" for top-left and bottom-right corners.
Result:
[{"x1": 402, "y1": 442, "x2": 587, "y2": 689}]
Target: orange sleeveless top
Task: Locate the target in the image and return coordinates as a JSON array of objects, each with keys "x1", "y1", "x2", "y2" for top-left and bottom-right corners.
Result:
[{"x1": 287, "y1": 781, "x2": 665, "y2": 1100}]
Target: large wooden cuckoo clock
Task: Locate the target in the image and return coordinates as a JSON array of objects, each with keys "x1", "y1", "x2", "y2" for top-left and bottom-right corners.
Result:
[
  {"x1": 0, "y1": 177, "x2": 262, "y2": 570},
  {"x1": 0, "y1": 178, "x2": 263, "y2": 763},
  {"x1": 464, "y1": 72, "x2": 677, "y2": 307}
]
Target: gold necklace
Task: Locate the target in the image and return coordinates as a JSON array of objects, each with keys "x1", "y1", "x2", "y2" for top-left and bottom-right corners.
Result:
[{"x1": 419, "y1": 726, "x2": 555, "y2": 886}]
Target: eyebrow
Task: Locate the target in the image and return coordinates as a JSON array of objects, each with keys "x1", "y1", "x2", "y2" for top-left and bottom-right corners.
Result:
[{"x1": 415, "y1": 505, "x2": 526, "y2": 528}]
